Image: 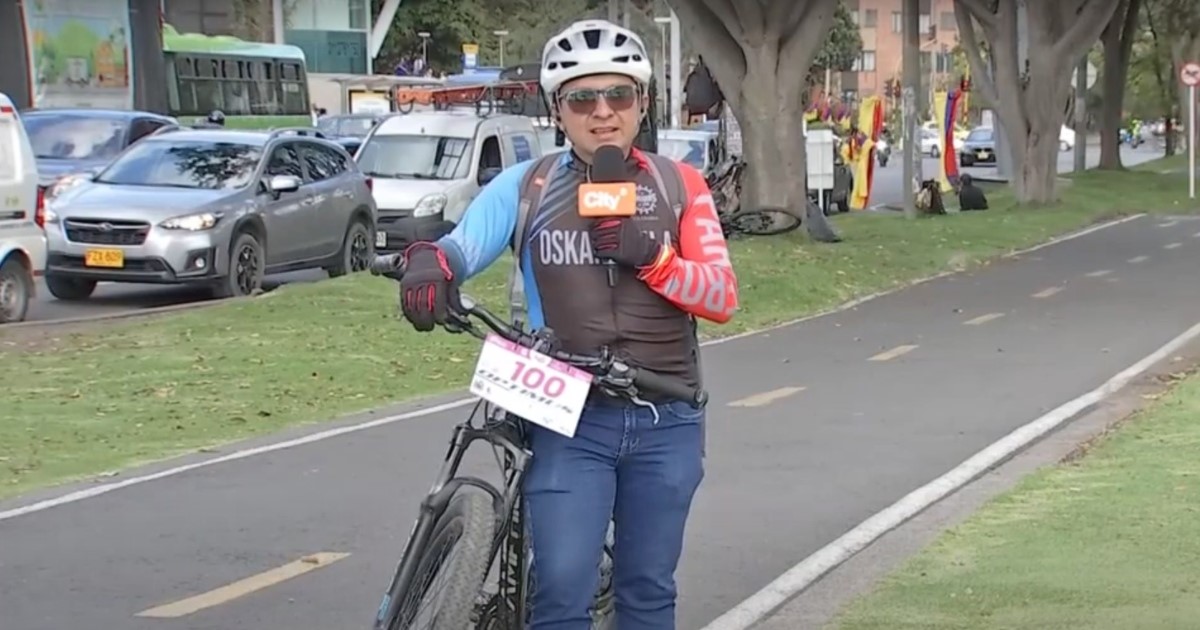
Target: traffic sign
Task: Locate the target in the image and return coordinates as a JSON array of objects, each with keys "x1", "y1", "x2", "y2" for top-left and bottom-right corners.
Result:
[
  {"x1": 1070, "y1": 61, "x2": 1097, "y2": 89},
  {"x1": 1180, "y1": 62, "x2": 1200, "y2": 86}
]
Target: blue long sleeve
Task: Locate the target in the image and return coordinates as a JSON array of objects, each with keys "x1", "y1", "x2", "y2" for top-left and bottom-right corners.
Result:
[{"x1": 436, "y1": 159, "x2": 535, "y2": 281}]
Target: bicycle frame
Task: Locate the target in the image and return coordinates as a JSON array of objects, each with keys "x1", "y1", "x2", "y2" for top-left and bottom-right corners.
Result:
[{"x1": 373, "y1": 402, "x2": 530, "y2": 629}]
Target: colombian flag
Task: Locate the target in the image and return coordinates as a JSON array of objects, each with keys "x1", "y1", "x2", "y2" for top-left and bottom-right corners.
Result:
[
  {"x1": 848, "y1": 95, "x2": 884, "y2": 210},
  {"x1": 934, "y1": 89, "x2": 964, "y2": 192}
]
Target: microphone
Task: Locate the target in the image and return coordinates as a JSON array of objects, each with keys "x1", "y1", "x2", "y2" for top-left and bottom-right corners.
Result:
[{"x1": 580, "y1": 145, "x2": 636, "y2": 287}]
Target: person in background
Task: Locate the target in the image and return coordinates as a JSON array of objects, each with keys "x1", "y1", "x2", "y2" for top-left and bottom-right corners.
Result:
[
  {"x1": 683, "y1": 55, "x2": 722, "y2": 127},
  {"x1": 957, "y1": 173, "x2": 989, "y2": 211}
]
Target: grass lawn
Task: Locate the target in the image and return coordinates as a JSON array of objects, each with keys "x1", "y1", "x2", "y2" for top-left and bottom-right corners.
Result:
[
  {"x1": 0, "y1": 157, "x2": 1196, "y2": 498},
  {"x1": 832, "y1": 369, "x2": 1200, "y2": 630}
]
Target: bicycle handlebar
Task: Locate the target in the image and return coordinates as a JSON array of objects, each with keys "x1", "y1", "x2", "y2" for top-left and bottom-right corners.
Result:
[{"x1": 370, "y1": 254, "x2": 708, "y2": 408}]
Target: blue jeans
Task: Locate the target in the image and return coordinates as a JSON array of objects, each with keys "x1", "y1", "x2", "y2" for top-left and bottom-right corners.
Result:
[{"x1": 523, "y1": 398, "x2": 706, "y2": 630}]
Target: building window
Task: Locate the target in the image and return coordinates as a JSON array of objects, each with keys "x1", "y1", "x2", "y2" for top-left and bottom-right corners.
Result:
[
  {"x1": 919, "y1": 14, "x2": 931, "y2": 34},
  {"x1": 853, "y1": 50, "x2": 877, "y2": 72},
  {"x1": 892, "y1": 11, "x2": 902, "y2": 33},
  {"x1": 863, "y1": 9, "x2": 878, "y2": 27},
  {"x1": 349, "y1": 0, "x2": 367, "y2": 30},
  {"x1": 940, "y1": 11, "x2": 957, "y2": 30}
]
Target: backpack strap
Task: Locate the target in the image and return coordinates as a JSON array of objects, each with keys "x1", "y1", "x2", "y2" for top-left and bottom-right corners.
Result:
[
  {"x1": 509, "y1": 154, "x2": 562, "y2": 328},
  {"x1": 641, "y1": 152, "x2": 687, "y2": 227}
]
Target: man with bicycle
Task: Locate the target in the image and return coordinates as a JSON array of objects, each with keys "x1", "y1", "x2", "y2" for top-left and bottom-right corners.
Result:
[{"x1": 396, "y1": 19, "x2": 739, "y2": 629}]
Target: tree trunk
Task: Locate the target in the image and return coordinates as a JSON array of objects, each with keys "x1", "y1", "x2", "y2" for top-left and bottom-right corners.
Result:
[
  {"x1": 953, "y1": 0, "x2": 1121, "y2": 205},
  {"x1": 1098, "y1": 0, "x2": 1140, "y2": 170},
  {"x1": 1015, "y1": 124, "x2": 1060, "y2": 204},
  {"x1": 668, "y1": 0, "x2": 840, "y2": 241}
]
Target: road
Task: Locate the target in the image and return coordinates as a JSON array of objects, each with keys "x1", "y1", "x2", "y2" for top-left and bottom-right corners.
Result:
[
  {"x1": 867, "y1": 142, "x2": 1163, "y2": 208},
  {"x1": 3, "y1": 213, "x2": 1200, "y2": 629},
  {"x1": 23, "y1": 142, "x2": 1165, "y2": 324}
]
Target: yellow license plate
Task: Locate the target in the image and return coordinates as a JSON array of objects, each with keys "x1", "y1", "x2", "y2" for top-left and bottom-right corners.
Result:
[{"x1": 84, "y1": 248, "x2": 124, "y2": 268}]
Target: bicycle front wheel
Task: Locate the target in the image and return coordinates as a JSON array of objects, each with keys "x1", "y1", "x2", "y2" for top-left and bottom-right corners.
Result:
[
  {"x1": 388, "y1": 491, "x2": 496, "y2": 630},
  {"x1": 729, "y1": 207, "x2": 803, "y2": 236}
]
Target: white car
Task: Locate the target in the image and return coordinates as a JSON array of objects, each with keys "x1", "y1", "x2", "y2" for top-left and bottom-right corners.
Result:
[
  {"x1": 356, "y1": 110, "x2": 545, "y2": 252},
  {"x1": 0, "y1": 93, "x2": 46, "y2": 323},
  {"x1": 919, "y1": 128, "x2": 965, "y2": 157},
  {"x1": 1059, "y1": 125, "x2": 1076, "y2": 152}
]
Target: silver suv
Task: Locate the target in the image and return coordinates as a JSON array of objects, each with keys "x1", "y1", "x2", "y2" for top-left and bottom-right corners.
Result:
[{"x1": 42, "y1": 128, "x2": 377, "y2": 299}]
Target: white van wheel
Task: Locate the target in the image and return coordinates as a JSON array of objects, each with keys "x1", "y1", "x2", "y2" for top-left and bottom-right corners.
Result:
[{"x1": 0, "y1": 258, "x2": 33, "y2": 323}]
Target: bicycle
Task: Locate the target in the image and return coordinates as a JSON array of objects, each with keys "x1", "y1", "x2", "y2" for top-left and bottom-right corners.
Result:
[
  {"x1": 367, "y1": 253, "x2": 709, "y2": 630},
  {"x1": 707, "y1": 158, "x2": 803, "y2": 237}
]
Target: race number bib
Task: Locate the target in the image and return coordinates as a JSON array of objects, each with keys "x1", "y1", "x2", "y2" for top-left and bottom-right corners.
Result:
[{"x1": 469, "y1": 334, "x2": 593, "y2": 437}]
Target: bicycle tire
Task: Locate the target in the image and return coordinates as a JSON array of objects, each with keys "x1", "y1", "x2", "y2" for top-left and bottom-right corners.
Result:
[
  {"x1": 387, "y1": 491, "x2": 496, "y2": 630},
  {"x1": 729, "y1": 207, "x2": 803, "y2": 236}
]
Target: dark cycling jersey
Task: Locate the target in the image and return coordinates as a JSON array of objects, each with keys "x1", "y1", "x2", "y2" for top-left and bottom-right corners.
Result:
[{"x1": 437, "y1": 149, "x2": 738, "y2": 388}]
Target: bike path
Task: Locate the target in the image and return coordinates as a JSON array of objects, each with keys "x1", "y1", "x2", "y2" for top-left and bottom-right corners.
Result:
[{"x1": 3, "y1": 214, "x2": 1200, "y2": 630}]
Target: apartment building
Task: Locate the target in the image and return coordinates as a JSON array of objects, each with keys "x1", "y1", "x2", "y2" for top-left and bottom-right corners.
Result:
[{"x1": 839, "y1": 0, "x2": 962, "y2": 101}]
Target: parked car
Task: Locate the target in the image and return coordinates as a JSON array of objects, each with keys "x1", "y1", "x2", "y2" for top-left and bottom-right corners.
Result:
[
  {"x1": 657, "y1": 128, "x2": 720, "y2": 179},
  {"x1": 20, "y1": 108, "x2": 178, "y2": 201},
  {"x1": 42, "y1": 128, "x2": 376, "y2": 300},
  {"x1": 959, "y1": 126, "x2": 996, "y2": 167},
  {"x1": 0, "y1": 93, "x2": 46, "y2": 323},
  {"x1": 356, "y1": 110, "x2": 543, "y2": 252},
  {"x1": 315, "y1": 113, "x2": 384, "y2": 156},
  {"x1": 919, "y1": 127, "x2": 964, "y2": 157}
]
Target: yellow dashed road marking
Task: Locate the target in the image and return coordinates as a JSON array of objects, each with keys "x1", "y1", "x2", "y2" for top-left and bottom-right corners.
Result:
[
  {"x1": 868, "y1": 345, "x2": 919, "y2": 362},
  {"x1": 1032, "y1": 286, "x2": 1062, "y2": 298},
  {"x1": 136, "y1": 552, "x2": 350, "y2": 618},
  {"x1": 963, "y1": 312, "x2": 1004, "y2": 326},
  {"x1": 728, "y1": 386, "x2": 807, "y2": 408}
]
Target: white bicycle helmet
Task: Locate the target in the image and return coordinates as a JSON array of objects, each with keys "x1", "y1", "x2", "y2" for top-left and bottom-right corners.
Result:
[{"x1": 540, "y1": 20, "x2": 653, "y2": 97}]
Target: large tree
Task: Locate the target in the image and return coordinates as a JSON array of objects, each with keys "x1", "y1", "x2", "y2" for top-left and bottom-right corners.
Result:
[
  {"x1": 1097, "y1": 0, "x2": 1142, "y2": 170},
  {"x1": 955, "y1": 0, "x2": 1121, "y2": 204},
  {"x1": 1148, "y1": 0, "x2": 1200, "y2": 152},
  {"x1": 666, "y1": 0, "x2": 842, "y2": 242}
]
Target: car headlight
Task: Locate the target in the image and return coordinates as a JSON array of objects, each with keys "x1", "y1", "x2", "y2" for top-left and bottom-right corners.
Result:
[
  {"x1": 160, "y1": 212, "x2": 222, "y2": 231},
  {"x1": 44, "y1": 173, "x2": 90, "y2": 202},
  {"x1": 412, "y1": 193, "x2": 447, "y2": 218}
]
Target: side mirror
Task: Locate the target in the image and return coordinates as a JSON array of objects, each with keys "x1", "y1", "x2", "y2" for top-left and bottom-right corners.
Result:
[
  {"x1": 478, "y1": 167, "x2": 502, "y2": 185},
  {"x1": 266, "y1": 174, "x2": 302, "y2": 195}
]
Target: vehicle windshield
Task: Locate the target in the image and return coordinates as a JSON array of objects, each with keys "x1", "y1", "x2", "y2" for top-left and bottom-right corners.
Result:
[
  {"x1": 317, "y1": 116, "x2": 378, "y2": 138},
  {"x1": 23, "y1": 114, "x2": 127, "y2": 161},
  {"x1": 356, "y1": 134, "x2": 471, "y2": 180},
  {"x1": 94, "y1": 140, "x2": 262, "y2": 190},
  {"x1": 967, "y1": 128, "x2": 993, "y2": 142},
  {"x1": 658, "y1": 138, "x2": 707, "y2": 171}
]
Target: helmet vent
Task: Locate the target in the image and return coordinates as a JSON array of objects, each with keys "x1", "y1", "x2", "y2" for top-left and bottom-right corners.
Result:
[
  {"x1": 614, "y1": 34, "x2": 628, "y2": 47},
  {"x1": 583, "y1": 29, "x2": 602, "y2": 49},
  {"x1": 557, "y1": 39, "x2": 573, "y2": 52}
]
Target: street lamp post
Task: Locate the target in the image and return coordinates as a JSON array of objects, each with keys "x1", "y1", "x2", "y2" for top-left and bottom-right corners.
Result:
[
  {"x1": 654, "y1": 16, "x2": 670, "y2": 127},
  {"x1": 493, "y1": 30, "x2": 509, "y2": 67},
  {"x1": 417, "y1": 31, "x2": 431, "y2": 73}
]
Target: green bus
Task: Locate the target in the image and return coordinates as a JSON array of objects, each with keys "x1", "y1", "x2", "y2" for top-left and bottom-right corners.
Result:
[{"x1": 162, "y1": 25, "x2": 312, "y2": 128}]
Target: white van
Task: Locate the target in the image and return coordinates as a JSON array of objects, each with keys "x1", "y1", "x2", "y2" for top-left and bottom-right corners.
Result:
[
  {"x1": 356, "y1": 110, "x2": 544, "y2": 252},
  {"x1": 0, "y1": 93, "x2": 46, "y2": 323}
]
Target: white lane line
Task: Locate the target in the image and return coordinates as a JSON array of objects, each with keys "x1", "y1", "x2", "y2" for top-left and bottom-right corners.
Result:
[
  {"x1": 868, "y1": 345, "x2": 919, "y2": 362},
  {"x1": 0, "y1": 213, "x2": 1146, "y2": 522},
  {"x1": 728, "y1": 386, "x2": 806, "y2": 408},
  {"x1": 1192, "y1": 231, "x2": 1200, "y2": 238},
  {"x1": 1031, "y1": 286, "x2": 1063, "y2": 298},
  {"x1": 1085, "y1": 269, "x2": 1113, "y2": 278},
  {"x1": 1164, "y1": 242, "x2": 1182, "y2": 249},
  {"x1": 699, "y1": 318, "x2": 1200, "y2": 630},
  {"x1": 1158, "y1": 219, "x2": 1179, "y2": 228},
  {"x1": 136, "y1": 552, "x2": 350, "y2": 618},
  {"x1": 1128, "y1": 255, "x2": 1149, "y2": 263}
]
